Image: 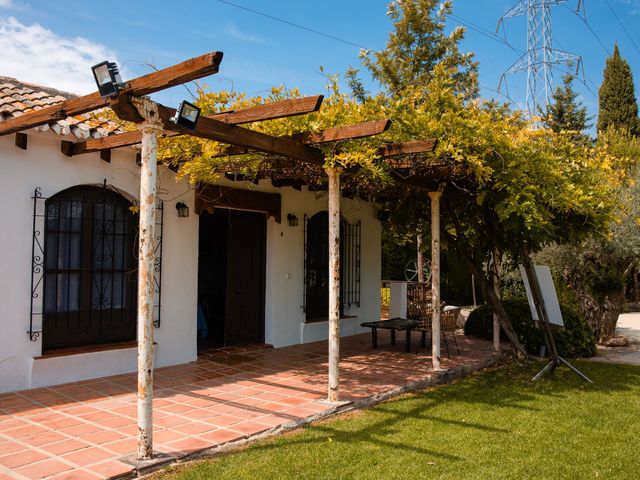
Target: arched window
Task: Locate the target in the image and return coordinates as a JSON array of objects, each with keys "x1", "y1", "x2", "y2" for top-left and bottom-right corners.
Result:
[{"x1": 43, "y1": 185, "x2": 138, "y2": 350}]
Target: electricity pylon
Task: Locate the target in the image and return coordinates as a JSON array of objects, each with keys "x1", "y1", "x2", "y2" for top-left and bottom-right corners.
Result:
[{"x1": 498, "y1": 1, "x2": 585, "y2": 117}]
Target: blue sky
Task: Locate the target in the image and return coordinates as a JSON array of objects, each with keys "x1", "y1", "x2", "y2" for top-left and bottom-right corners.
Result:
[{"x1": 1, "y1": 0, "x2": 639, "y2": 123}]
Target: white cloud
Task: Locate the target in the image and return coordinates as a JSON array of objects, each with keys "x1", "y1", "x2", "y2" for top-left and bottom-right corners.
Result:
[
  {"x1": 0, "y1": 0, "x2": 12, "y2": 8},
  {"x1": 0, "y1": 17, "x2": 121, "y2": 94},
  {"x1": 224, "y1": 23, "x2": 269, "y2": 45}
]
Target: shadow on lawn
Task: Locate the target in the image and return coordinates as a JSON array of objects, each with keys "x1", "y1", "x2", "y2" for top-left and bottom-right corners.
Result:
[
  {"x1": 235, "y1": 359, "x2": 640, "y2": 464},
  {"x1": 407, "y1": 359, "x2": 640, "y2": 413}
]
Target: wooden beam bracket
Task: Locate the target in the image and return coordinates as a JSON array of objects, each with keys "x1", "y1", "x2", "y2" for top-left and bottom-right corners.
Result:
[{"x1": 14, "y1": 132, "x2": 27, "y2": 150}]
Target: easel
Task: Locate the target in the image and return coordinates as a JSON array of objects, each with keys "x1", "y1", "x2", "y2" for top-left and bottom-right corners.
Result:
[{"x1": 521, "y1": 250, "x2": 592, "y2": 383}]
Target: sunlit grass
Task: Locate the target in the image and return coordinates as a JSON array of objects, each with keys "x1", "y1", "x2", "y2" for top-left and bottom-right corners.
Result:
[{"x1": 155, "y1": 361, "x2": 640, "y2": 480}]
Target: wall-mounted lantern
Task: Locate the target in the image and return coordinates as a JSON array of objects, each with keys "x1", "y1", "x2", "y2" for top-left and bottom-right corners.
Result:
[
  {"x1": 287, "y1": 213, "x2": 299, "y2": 227},
  {"x1": 176, "y1": 201, "x2": 189, "y2": 218},
  {"x1": 91, "y1": 61, "x2": 124, "y2": 98}
]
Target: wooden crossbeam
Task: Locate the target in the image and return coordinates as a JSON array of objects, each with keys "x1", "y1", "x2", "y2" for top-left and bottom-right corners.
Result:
[
  {"x1": 67, "y1": 95, "x2": 324, "y2": 156},
  {"x1": 216, "y1": 119, "x2": 393, "y2": 157},
  {"x1": 110, "y1": 95, "x2": 324, "y2": 165},
  {"x1": 378, "y1": 139, "x2": 437, "y2": 157},
  {"x1": 291, "y1": 119, "x2": 391, "y2": 144},
  {"x1": 0, "y1": 51, "x2": 224, "y2": 137}
]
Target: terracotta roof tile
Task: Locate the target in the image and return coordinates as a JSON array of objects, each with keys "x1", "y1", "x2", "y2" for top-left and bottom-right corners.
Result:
[{"x1": 0, "y1": 76, "x2": 125, "y2": 140}]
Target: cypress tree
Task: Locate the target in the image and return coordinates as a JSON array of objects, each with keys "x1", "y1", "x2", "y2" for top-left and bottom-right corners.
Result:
[{"x1": 597, "y1": 45, "x2": 639, "y2": 135}]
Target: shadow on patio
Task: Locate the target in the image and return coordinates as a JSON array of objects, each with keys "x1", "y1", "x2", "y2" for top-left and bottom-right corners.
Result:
[{"x1": 0, "y1": 332, "x2": 496, "y2": 479}]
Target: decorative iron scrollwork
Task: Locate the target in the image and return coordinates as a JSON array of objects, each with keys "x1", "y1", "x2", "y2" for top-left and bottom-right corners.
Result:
[
  {"x1": 29, "y1": 187, "x2": 46, "y2": 342},
  {"x1": 153, "y1": 199, "x2": 164, "y2": 328}
]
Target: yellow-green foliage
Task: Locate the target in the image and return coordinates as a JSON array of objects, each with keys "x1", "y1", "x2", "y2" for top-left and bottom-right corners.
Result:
[{"x1": 159, "y1": 64, "x2": 620, "y2": 247}]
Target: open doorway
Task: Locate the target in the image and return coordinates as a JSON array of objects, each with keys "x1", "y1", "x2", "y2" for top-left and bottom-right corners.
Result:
[{"x1": 197, "y1": 208, "x2": 266, "y2": 349}]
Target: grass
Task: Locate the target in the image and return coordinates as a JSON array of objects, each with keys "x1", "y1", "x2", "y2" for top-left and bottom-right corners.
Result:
[{"x1": 155, "y1": 361, "x2": 640, "y2": 480}]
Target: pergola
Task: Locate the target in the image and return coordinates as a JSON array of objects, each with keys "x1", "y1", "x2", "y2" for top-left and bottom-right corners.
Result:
[{"x1": 0, "y1": 51, "x2": 467, "y2": 460}]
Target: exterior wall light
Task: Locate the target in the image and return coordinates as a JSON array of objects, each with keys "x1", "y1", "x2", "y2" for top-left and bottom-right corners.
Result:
[
  {"x1": 287, "y1": 213, "x2": 299, "y2": 227},
  {"x1": 91, "y1": 61, "x2": 124, "y2": 98},
  {"x1": 176, "y1": 202, "x2": 189, "y2": 218},
  {"x1": 170, "y1": 101, "x2": 201, "y2": 130}
]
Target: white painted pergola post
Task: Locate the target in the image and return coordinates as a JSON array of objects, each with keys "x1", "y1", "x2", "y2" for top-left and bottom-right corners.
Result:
[
  {"x1": 326, "y1": 166, "x2": 341, "y2": 403},
  {"x1": 429, "y1": 191, "x2": 442, "y2": 371},
  {"x1": 136, "y1": 108, "x2": 162, "y2": 460}
]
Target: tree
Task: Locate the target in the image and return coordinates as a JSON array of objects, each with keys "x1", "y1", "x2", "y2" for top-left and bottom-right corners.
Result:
[
  {"x1": 541, "y1": 74, "x2": 591, "y2": 139},
  {"x1": 354, "y1": 0, "x2": 478, "y2": 99},
  {"x1": 597, "y1": 45, "x2": 639, "y2": 135},
  {"x1": 537, "y1": 129, "x2": 640, "y2": 343}
]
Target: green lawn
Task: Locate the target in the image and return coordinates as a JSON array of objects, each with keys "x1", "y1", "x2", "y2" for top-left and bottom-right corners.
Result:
[{"x1": 156, "y1": 361, "x2": 640, "y2": 480}]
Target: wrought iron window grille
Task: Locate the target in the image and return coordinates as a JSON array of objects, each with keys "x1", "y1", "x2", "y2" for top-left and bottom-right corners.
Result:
[
  {"x1": 301, "y1": 212, "x2": 361, "y2": 315},
  {"x1": 29, "y1": 185, "x2": 164, "y2": 345}
]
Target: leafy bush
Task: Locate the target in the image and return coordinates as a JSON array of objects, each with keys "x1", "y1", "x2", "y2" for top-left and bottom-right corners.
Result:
[{"x1": 464, "y1": 298, "x2": 597, "y2": 358}]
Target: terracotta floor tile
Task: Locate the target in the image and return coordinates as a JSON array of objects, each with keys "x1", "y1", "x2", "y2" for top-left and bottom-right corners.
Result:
[
  {"x1": 97, "y1": 416, "x2": 132, "y2": 429},
  {"x1": 0, "y1": 449, "x2": 48, "y2": 469},
  {"x1": 41, "y1": 438, "x2": 91, "y2": 456},
  {"x1": 164, "y1": 437, "x2": 210, "y2": 454},
  {"x1": 15, "y1": 458, "x2": 73, "y2": 479},
  {"x1": 4, "y1": 424, "x2": 49, "y2": 439},
  {"x1": 0, "y1": 440, "x2": 27, "y2": 456},
  {"x1": 100, "y1": 438, "x2": 137, "y2": 456},
  {"x1": 173, "y1": 422, "x2": 216, "y2": 436},
  {"x1": 25, "y1": 429, "x2": 69, "y2": 447},
  {"x1": 198, "y1": 428, "x2": 243, "y2": 445},
  {"x1": 79, "y1": 430, "x2": 126, "y2": 445},
  {"x1": 48, "y1": 468, "x2": 103, "y2": 479},
  {"x1": 85, "y1": 460, "x2": 132, "y2": 479},
  {"x1": 59, "y1": 422, "x2": 102, "y2": 437},
  {"x1": 41, "y1": 415, "x2": 84, "y2": 430},
  {"x1": 230, "y1": 421, "x2": 271, "y2": 436},
  {"x1": 62, "y1": 446, "x2": 114, "y2": 467},
  {"x1": 153, "y1": 414, "x2": 192, "y2": 429},
  {"x1": 152, "y1": 429, "x2": 185, "y2": 445}
]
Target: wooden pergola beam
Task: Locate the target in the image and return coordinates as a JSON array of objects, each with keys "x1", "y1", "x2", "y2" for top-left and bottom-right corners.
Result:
[
  {"x1": 291, "y1": 119, "x2": 391, "y2": 144},
  {"x1": 110, "y1": 95, "x2": 324, "y2": 165},
  {"x1": 214, "y1": 119, "x2": 393, "y2": 158},
  {"x1": 67, "y1": 95, "x2": 324, "y2": 156},
  {"x1": 0, "y1": 51, "x2": 224, "y2": 137},
  {"x1": 378, "y1": 139, "x2": 437, "y2": 157}
]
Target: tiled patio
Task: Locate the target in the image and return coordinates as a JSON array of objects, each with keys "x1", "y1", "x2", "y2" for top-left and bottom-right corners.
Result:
[{"x1": 0, "y1": 333, "x2": 496, "y2": 479}]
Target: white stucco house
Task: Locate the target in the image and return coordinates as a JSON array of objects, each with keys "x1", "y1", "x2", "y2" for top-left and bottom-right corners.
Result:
[{"x1": 0, "y1": 77, "x2": 382, "y2": 393}]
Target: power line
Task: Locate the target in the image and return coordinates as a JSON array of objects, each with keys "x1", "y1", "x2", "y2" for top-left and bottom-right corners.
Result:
[
  {"x1": 561, "y1": 4, "x2": 610, "y2": 55},
  {"x1": 603, "y1": 0, "x2": 640, "y2": 58},
  {"x1": 216, "y1": 0, "x2": 371, "y2": 51},
  {"x1": 449, "y1": 14, "x2": 523, "y2": 55}
]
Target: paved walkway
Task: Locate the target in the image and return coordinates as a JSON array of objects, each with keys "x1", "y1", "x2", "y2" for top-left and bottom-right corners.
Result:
[
  {"x1": 592, "y1": 313, "x2": 640, "y2": 365},
  {"x1": 0, "y1": 333, "x2": 496, "y2": 479}
]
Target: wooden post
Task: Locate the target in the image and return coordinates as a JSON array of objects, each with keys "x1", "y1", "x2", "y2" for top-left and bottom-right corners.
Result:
[
  {"x1": 326, "y1": 166, "x2": 341, "y2": 402},
  {"x1": 417, "y1": 234, "x2": 425, "y2": 283},
  {"x1": 135, "y1": 103, "x2": 162, "y2": 460},
  {"x1": 429, "y1": 191, "x2": 442, "y2": 371},
  {"x1": 492, "y1": 253, "x2": 501, "y2": 352}
]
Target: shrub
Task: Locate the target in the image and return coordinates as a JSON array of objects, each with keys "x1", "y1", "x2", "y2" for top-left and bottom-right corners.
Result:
[{"x1": 464, "y1": 298, "x2": 597, "y2": 358}]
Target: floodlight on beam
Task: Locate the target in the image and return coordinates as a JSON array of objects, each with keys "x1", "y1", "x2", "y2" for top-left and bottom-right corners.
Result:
[
  {"x1": 170, "y1": 101, "x2": 201, "y2": 130},
  {"x1": 91, "y1": 61, "x2": 125, "y2": 98}
]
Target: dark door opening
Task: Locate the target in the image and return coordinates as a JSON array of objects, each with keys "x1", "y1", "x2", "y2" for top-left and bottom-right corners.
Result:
[{"x1": 197, "y1": 208, "x2": 266, "y2": 348}]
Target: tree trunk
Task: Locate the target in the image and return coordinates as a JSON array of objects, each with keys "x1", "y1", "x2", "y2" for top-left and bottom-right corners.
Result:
[
  {"x1": 441, "y1": 230, "x2": 527, "y2": 358},
  {"x1": 573, "y1": 288, "x2": 625, "y2": 343}
]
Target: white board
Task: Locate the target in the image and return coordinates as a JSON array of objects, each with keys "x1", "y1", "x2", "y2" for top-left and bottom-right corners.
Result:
[{"x1": 519, "y1": 264, "x2": 564, "y2": 327}]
